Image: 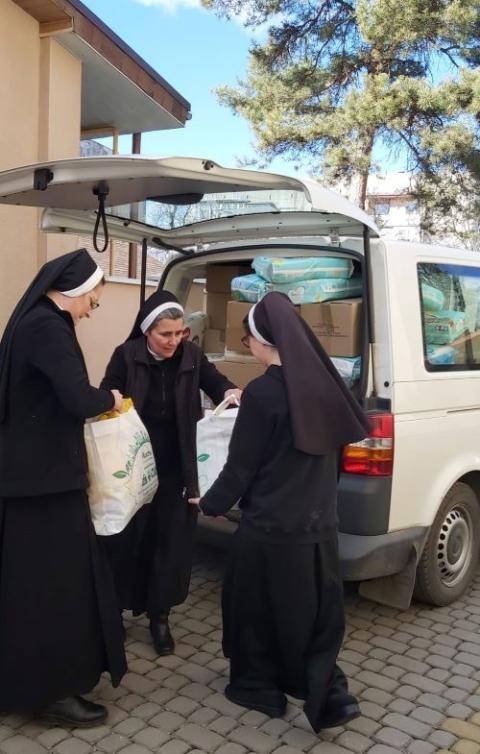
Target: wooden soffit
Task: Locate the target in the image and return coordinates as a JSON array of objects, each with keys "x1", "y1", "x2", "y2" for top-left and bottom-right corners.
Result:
[{"x1": 12, "y1": 0, "x2": 191, "y2": 131}]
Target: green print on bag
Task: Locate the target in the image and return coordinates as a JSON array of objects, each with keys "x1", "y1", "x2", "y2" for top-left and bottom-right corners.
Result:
[
  {"x1": 197, "y1": 453, "x2": 210, "y2": 462},
  {"x1": 113, "y1": 430, "x2": 156, "y2": 487}
]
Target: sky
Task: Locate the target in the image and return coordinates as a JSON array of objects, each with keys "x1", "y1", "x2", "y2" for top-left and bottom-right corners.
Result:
[
  {"x1": 81, "y1": 0, "x2": 414, "y2": 179},
  {"x1": 81, "y1": 0, "x2": 301, "y2": 173}
]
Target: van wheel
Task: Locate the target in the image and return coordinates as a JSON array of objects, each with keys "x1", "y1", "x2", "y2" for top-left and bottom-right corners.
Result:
[{"x1": 414, "y1": 482, "x2": 480, "y2": 606}]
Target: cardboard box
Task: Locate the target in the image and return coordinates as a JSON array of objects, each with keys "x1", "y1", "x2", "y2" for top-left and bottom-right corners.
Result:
[
  {"x1": 299, "y1": 299, "x2": 362, "y2": 357},
  {"x1": 203, "y1": 328, "x2": 225, "y2": 354},
  {"x1": 206, "y1": 263, "x2": 251, "y2": 293},
  {"x1": 215, "y1": 358, "x2": 265, "y2": 389},
  {"x1": 206, "y1": 292, "x2": 231, "y2": 329},
  {"x1": 225, "y1": 301, "x2": 252, "y2": 355},
  {"x1": 224, "y1": 349, "x2": 257, "y2": 362}
]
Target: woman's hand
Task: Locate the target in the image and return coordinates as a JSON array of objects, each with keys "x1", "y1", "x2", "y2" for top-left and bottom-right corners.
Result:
[
  {"x1": 188, "y1": 497, "x2": 201, "y2": 506},
  {"x1": 111, "y1": 389, "x2": 124, "y2": 412},
  {"x1": 224, "y1": 388, "x2": 242, "y2": 406}
]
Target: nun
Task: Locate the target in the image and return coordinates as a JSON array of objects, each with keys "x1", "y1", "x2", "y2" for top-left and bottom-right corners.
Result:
[
  {"x1": 100, "y1": 290, "x2": 241, "y2": 655},
  {"x1": 0, "y1": 249, "x2": 127, "y2": 726},
  {"x1": 189, "y1": 292, "x2": 371, "y2": 733}
]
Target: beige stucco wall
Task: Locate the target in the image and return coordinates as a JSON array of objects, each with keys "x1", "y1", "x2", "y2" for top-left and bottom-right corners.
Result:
[
  {"x1": 38, "y1": 37, "x2": 82, "y2": 266},
  {"x1": 0, "y1": 0, "x2": 41, "y2": 328},
  {"x1": 0, "y1": 0, "x2": 82, "y2": 333}
]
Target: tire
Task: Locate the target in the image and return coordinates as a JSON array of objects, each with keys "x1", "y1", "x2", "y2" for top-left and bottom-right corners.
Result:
[{"x1": 414, "y1": 482, "x2": 480, "y2": 606}]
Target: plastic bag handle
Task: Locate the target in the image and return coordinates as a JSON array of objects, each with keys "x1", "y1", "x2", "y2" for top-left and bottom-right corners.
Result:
[{"x1": 212, "y1": 395, "x2": 240, "y2": 416}]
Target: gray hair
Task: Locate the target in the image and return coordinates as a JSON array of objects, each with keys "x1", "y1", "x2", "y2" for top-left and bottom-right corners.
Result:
[{"x1": 147, "y1": 307, "x2": 184, "y2": 332}]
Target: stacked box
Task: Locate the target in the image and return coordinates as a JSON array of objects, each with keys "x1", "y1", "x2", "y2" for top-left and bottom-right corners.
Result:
[
  {"x1": 299, "y1": 299, "x2": 362, "y2": 357},
  {"x1": 215, "y1": 359, "x2": 266, "y2": 389},
  {"x1": 205, "y1": 263, "x2": 251, "y2": 334},
  {"x1": 203, "y1": 328, "x2": 226, "y2": 354},
  {"x1": 223, "y1": 297, "x2": 362, "y2": 359}
]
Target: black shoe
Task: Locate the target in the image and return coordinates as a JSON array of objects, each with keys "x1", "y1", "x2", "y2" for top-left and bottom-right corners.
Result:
[
  {"x1": 225, "y1": 684, "x2": 287, "y2": 718},
  {"x1": 318, "y1": 699, "x2": 361, "y2": 729},
  {"x1": 150, "y1": 616, "x2": 175, "y2": 656},
  {"x1": 40, "y1": 695, "x2": 107, "y2": 728}
]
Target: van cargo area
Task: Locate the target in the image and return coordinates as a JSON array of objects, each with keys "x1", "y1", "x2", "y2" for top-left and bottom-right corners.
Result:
[
  {"x1": 161, "y1": 246, "x2": 399, "y2": 591},
  {"x1": 163, "y1": 250, "x2": 366, "y2": 393}
]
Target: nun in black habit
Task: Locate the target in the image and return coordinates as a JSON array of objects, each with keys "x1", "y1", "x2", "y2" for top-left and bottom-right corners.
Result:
[
  {"x1": 0, "y1": 249, "x2": 127, "y2": 726},
  {"x1": 189, "y1": 292, "x2": 371, "y2": 733},
  {"x1": 100, "y1": 290, "x2": 240, "y2": 655}
]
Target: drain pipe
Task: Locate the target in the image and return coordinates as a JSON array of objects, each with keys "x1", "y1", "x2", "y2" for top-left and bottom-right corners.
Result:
[{"x1": 128, "y1": 132, "x2": 142, "y2": 278}]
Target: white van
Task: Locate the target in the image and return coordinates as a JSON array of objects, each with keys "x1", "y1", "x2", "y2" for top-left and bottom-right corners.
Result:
[{"x1": 1, "y1": 155, "x2": 479, "y2": 610}]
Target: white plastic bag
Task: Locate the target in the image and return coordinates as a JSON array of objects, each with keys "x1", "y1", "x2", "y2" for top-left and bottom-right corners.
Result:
[
  {"x1": 84, "y1": 405, "x2": 158, "y2": 536},
  {"x1": 196, "y1": 396, "x2": 239, "y2": 496}
]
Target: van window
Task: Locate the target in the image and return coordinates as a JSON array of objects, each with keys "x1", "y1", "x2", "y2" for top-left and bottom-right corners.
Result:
[
  {"x1": 418, "y1": 263, "x2": 480, "y2": 371},
  {"x1": 106, "y1": 189, "x2": 311, "y2": 231}
]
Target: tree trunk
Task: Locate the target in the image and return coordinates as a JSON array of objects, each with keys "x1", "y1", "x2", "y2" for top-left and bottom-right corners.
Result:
[
  {"x1": 353, "y1": 132, "x2": 375, "y2": 210},
  {"x1": 357, "y1": 172, "x2": 369, "y2": 210},
  {"x1": 349, "y1": 171, "x2": 369, "y2": 210}
]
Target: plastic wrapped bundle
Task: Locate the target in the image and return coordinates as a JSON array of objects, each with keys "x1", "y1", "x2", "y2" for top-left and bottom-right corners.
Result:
[
  {"x1": 231, "y1": 273, "x2": 362, "y2": 305},
  {"x1": 424, "y1": 310, "x2": 466, "y2": 345},
  {"x1": 252, "y1": 256, "x2": 354, "y2": 283},
  {"x1": 421, "y1": 282, "x2": 445, "y2": 312},
  {"x1": 426, "y1": 345, "x2": 457, "y2": 365},
  {"x1": 330, "y1": 356, "x2": 361, "y2": 387}
]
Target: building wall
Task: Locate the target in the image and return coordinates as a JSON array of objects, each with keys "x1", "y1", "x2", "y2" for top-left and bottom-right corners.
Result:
[
  {"x1": 367, "y1": 194, "x2": 422, "y2": 242},
  {"x1": 38, "y1": 37, "x2": 82, "y2": 266},
  {"x1": 0, "y1": 0, "x2": 41, "y2": 328},
  {"x1": 0, "y1": 0, "x2": 82, "y2": 332}
]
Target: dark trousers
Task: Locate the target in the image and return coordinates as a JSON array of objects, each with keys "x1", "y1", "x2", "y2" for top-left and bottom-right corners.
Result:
[
  {"x1": 104, "y1": 471, "x2": 197, "y2": 619},
  {"x1": 222, "y1": 527, "x2": 348, "y2": 732},
  {"x1": 0, "y1": 491, "x2": 126, "y2": 713}
]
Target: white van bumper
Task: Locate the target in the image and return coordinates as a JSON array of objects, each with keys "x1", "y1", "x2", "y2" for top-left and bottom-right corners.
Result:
[
  {"x1": 339, "y1": 527, "x2": 428, "y2": 581},
  {"x1": 197, "y1": 517, "x2": 428, "y2": 583}
]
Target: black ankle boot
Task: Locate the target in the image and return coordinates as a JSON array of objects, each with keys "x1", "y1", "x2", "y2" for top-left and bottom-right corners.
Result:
[
  {"x1": 40, "y1": 695, "x2": 107, "y2": 727},
  {"x1": 150, "y1": 613, "x2": 174, "y2": 656},
  {"x1": 318, "y1": 694, "x2": 361, "y2": 729}
]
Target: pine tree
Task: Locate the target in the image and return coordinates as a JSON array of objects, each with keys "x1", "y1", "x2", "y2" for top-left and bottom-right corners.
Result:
[{"x1": 203, "y1": 0, "x2": 480, "y2": 217}]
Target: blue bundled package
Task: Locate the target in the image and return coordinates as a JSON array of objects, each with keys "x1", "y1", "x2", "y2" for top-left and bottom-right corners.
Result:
[
  {"x1": 330, "y1": 356, "x2": 361, "y2": 387},
  {"x1": 231, "y1": 273, "x2": 362, "y2": 305},
  {"x1": 424, "y1": 310, "x2": 466, "y2": 345},
  {"x1": 426, "y1": 345, "x2": 456, "y2": 365},
  {"x1": 252, "y1": 256, "x2": 354, "y2": 283}
]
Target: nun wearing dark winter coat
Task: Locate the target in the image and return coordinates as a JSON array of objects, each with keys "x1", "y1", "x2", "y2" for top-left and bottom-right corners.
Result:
[
  {"x1": 189, "y1": 292, "x2": 371, "y2": 733},
  {"x1": 0, "y1": 249, "x2": 127, "y2": 727},
  {"x1": 100, "y1": 290, "x2": 241, "y2": 656}
]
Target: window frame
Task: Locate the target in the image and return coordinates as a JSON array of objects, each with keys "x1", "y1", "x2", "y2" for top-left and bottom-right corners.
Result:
[{"x1": 418, "y1": 261, "x2": 480, "y2": 373}]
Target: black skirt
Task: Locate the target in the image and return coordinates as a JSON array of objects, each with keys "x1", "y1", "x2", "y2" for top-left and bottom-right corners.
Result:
[
  {"x1": 0, "y1": 491, "x2": 127, "y2": 714},
  {"x1": 222, "y1": 527, "x2": 348, "y2": 733},
  {"x1": 104, "y1": 470, "x2": 197, "y2": 618}
]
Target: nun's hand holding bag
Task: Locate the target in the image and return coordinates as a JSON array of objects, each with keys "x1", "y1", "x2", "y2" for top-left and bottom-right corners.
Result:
[
  {"x1": 84, "y1": 399, "x2": 158, "y2": 535},
  {"x1": 196, "y1": 396, "x2": 239, "y2": 496}
]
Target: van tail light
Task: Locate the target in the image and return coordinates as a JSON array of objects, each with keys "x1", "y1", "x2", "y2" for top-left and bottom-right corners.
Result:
[{"x1": 341, "y1": 412, "x2": 394, "y2": 477}]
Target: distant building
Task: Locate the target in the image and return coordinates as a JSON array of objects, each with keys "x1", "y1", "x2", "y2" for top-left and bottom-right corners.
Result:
[{"x1": 365, "y1": 173, "x2": 423, "y2": 242}]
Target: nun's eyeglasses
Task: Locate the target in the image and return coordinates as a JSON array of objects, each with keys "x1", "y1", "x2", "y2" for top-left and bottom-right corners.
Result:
[
  {"x1": 240, "y1": 335, "x2": 251, "y2": 349},
  {"x1": 89, "y1": 297, "x2": 100, "y2": 310}
]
